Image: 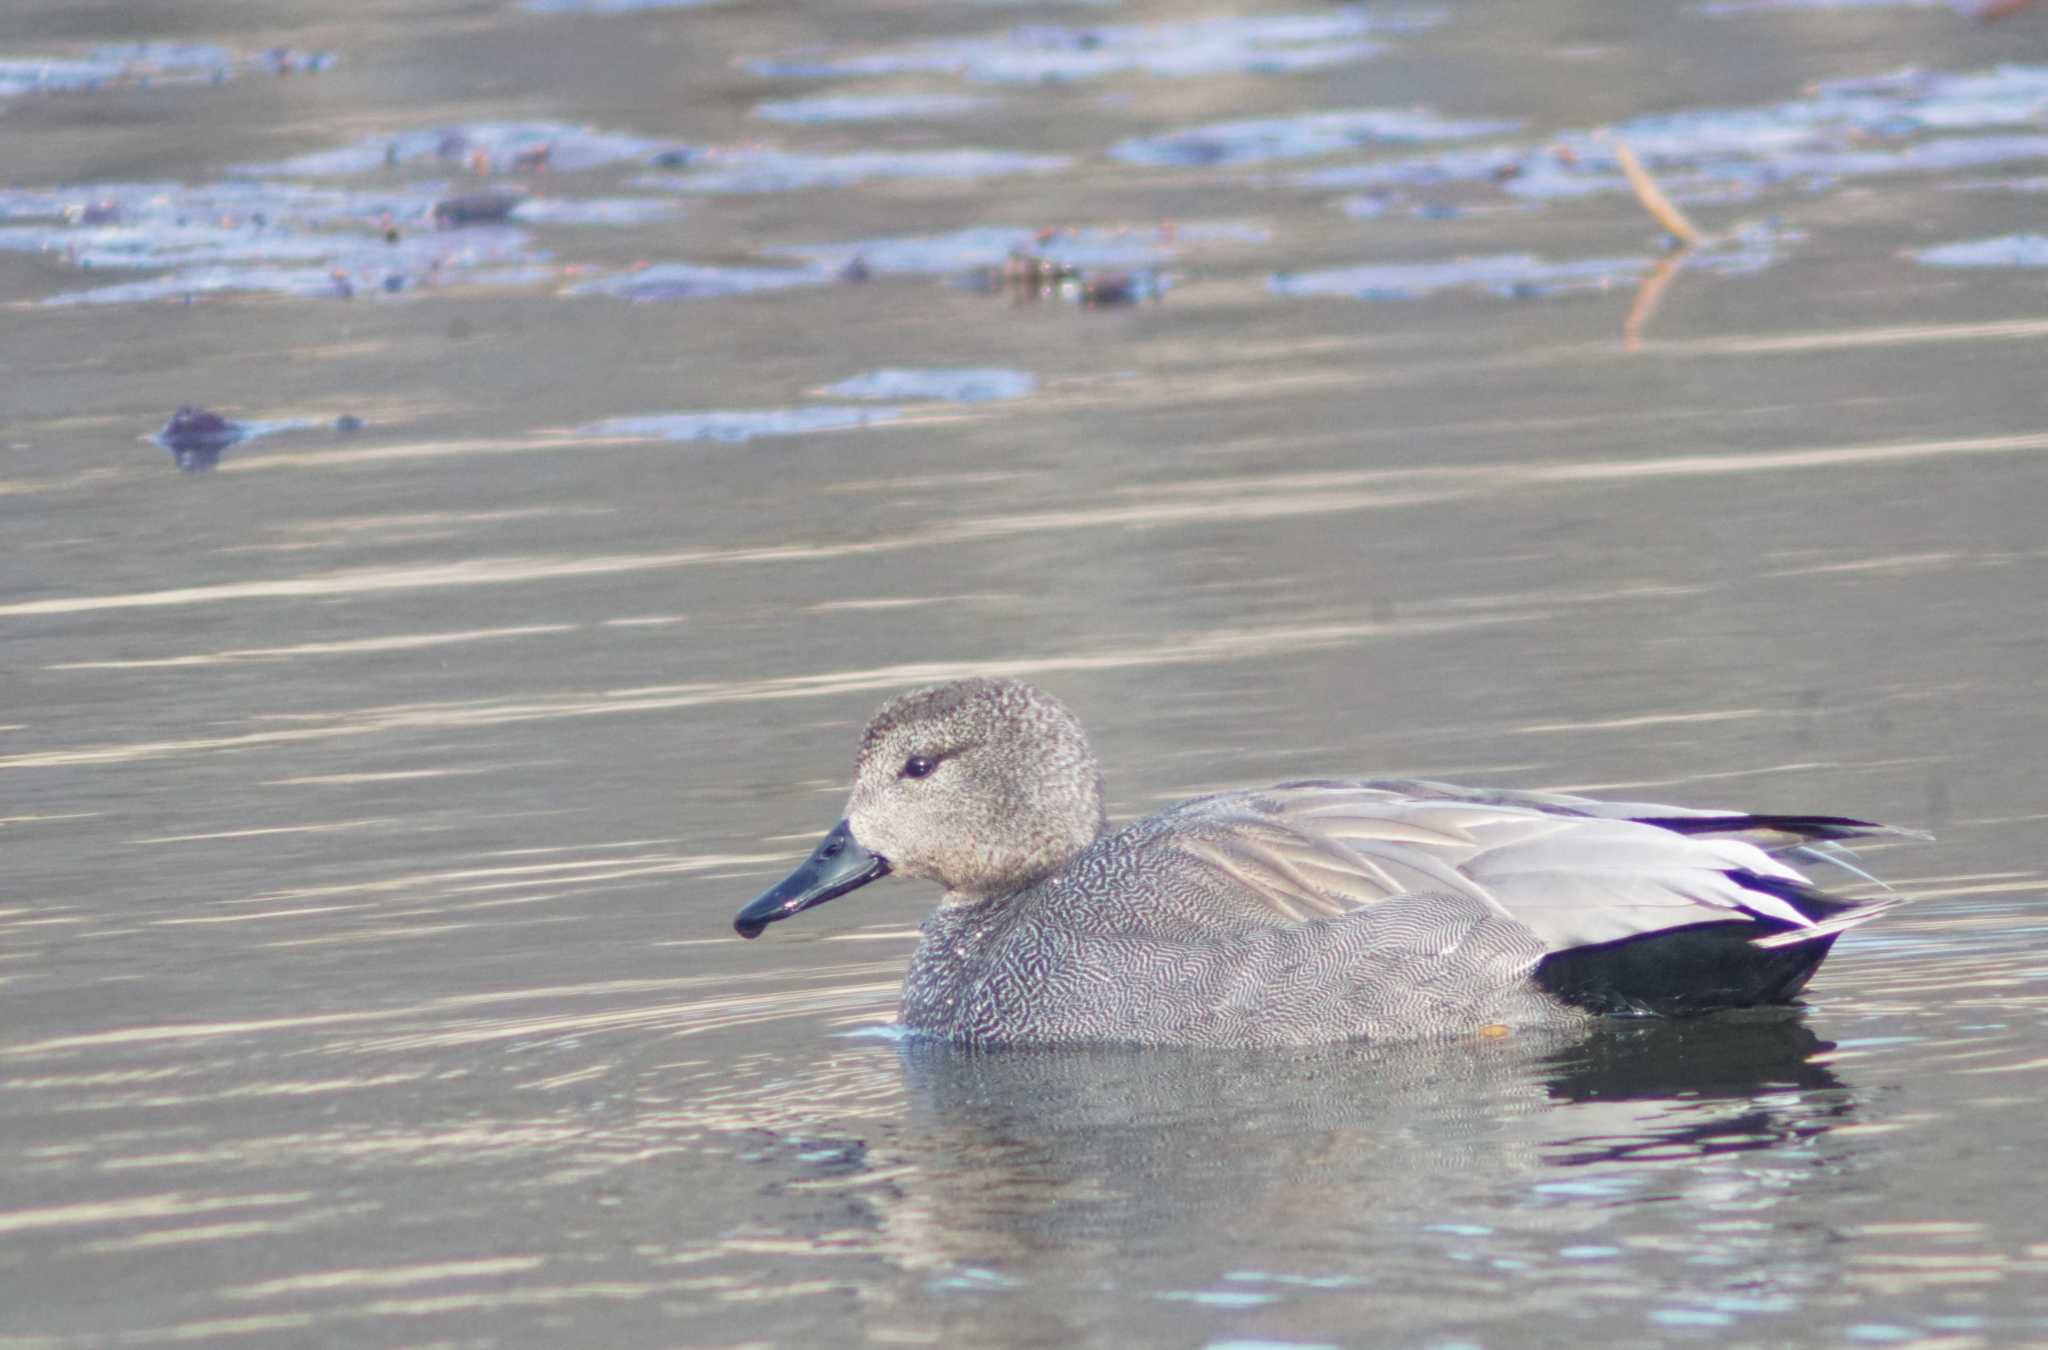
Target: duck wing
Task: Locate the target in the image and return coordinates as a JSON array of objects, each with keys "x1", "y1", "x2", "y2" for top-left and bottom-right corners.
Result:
[{"x1": 1163, "y1": 781, "x2": 1912, "y2": 954}]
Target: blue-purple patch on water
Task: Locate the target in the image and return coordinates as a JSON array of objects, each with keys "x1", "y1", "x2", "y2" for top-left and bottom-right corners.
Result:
[
  {"x1": 575, "y1": 406, "x2": 904, "y2": 442},
  {"x1": 565, "y1": 262, "x2": 832, "y2": 300},
  {"x1": 506, "y1": 196, "x2": 684, "y2": 225},
  {"x1": 819, "y1": 369, "x2": 1037, "y2": 402},
  {"x1": 0, "y1": 176, "x2": 707, "y2": 305},
  {"x1": 1949, "y1": 174, "x2": 2048, "y2": 193},
  {"x1": 1283, "y1": 63, "x2": 2048, "y2": 210},
  {"x1": 752, "y1": 93, "x2": 997, "y2": 124},
  {"x1": 744, "y1": 8, "x2": 1433, "y2": 84},
  {"x1": 766, "y1": 221, "x2": 1266, "y2": 275},
  {"x1": 1111, "y1": 107, "x2": 1522, "y2": 168},
  {"x1": 25, "y1": 218, "x2": 544, "y2": 306},
  {"x1": 233, "y1": 122, "x2": 671, "y2": 177},
  {"x1": 1, "y1": 180, "x2": 427, "y2": 227},
  {"x1": 1269, "y1": 232, "x2": 1784, "y2": 301},
  {"x1": 1701, "y1": 0, "x2": 1956, "y2": 12},
  {"x1": 1272, "y1": 253, "x2": 1646, "y2": 301},
  {"x1": 0, "y1": 180, "x2": 678, "y2": 235},
  {"x1": 633, "y1": 147, "x2": 1069, "y2": 194},
  {"x1": 1911, "y1": 233, "x2": 2048, "y2": 267},
  {"x1": 524, "y1": 0, "x2": 727, "y2": 9},
  {"x1": 0, "y1": 42, "x2": 334, "y2": 98}
]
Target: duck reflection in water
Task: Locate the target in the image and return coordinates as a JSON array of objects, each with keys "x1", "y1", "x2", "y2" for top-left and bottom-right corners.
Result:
[{"x1": 726, "y1": 1014, "x2": 1858, "y2": 1287}]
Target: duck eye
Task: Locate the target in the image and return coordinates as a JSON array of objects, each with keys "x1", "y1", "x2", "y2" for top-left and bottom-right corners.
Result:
[{"x1": 901, "y1": 755, "x2": 936, "y2": 780}]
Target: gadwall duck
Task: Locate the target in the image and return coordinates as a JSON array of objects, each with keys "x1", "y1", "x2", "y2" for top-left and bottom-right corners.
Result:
[{"x1": 733, "y1": 678, "x2": 1919, "y2": 1046}]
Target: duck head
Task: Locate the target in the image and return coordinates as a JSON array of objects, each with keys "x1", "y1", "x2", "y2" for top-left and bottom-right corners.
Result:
[{"x1": 734, "y1": 678, "x2": 1107, "y2": 938}]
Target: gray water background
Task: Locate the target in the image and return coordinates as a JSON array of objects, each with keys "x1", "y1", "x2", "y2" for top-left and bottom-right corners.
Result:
[{"x1": 3, "y1": 0, "x2": 2047, "y2": 1345}]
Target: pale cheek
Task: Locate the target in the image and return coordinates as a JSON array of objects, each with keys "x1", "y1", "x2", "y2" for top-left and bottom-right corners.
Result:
[{"x1": 849, "y1": 797, "x2": 921, "y2": 864}]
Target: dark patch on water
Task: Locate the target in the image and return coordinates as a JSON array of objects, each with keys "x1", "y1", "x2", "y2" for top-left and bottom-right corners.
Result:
[
  {"x1": 819, "y1": 368, "x2": 1038, "y2": 402},
  {"x1": 149, "y1": 406, "x2": 316, "y2": 471},
  {"x1": 966, "y1": 253, "x2": 1165, "y2": 305},
  {"x1": 744, "y1": 8, "x2": 1435, "y2": 84},
  {"x1": 1111, "y1": 107, "x2": 1522, "y2": 169},
  {"x1": 575, "y1": 406, "x2": 903, "y2": 442},
  {"x1": 432, "y1": 192, "x2": 526, "y2": 227},
  {"x1": 565, "y1": 262, "x2": 832, "y2": 300},
  {"x1": 634, "y1": 147, "x2": 1069, "y2": 194},
  {"x1": 752, "y1": 93, "x2": 997, "y2": 124},
  {"x1": 1912, "y1": 233, "x2": 2048, "y2": 266}
]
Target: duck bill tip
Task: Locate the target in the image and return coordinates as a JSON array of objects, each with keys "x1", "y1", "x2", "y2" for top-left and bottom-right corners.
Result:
[{"x1": 731, "y1": 819, "x2": 890, "y2": 939}]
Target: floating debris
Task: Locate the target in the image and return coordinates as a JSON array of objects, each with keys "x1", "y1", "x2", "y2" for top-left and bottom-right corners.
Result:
[
  {"x1": 575, "y1": 406, "x2": 903, "y2": 442},
  {"x1": 1911, "y1": 233, "x2": 2048, "y2": 266},
  {"x1": 1111, "y1": 107, "x2": 1522, "y2": 168},
  {"x1": 745, "y1": 9, "x2": 1433, "y2": 83},
  {"x1": 1074, "y1": 270, "x2": 1155, "y2": 305},
  {"x1": 149, "y1": 406, "x2": 315, "y2": 471},
  {"x1": 963, "y1": 251, "x2": 1166, "y2": 305},
  {"x1": 634, "y1": 147, "x2": 1069, "y2": 194},
  {"x1": 752, "y1": 93, "x2": 996, "y2": 124},
  {"x1": 819, "y1": 369, "x2": 1037, "y2": 402},
  {"x1": 154, "y1": 406, "x2": 241, "y2": 467},
  {"x1": 1614, "y1": 139, "x2": 1708, "y2": 245}
]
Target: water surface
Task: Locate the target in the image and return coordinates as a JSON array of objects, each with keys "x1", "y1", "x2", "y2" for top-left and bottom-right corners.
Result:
[{"x1": 4, "y1": 0, "x2": 2047, "y2": 1345}]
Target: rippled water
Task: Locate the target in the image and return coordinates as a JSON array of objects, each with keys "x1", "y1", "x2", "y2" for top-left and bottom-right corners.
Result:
[{"x1": 4, "y1": 0, "x2": 2047, "y2": 1345}]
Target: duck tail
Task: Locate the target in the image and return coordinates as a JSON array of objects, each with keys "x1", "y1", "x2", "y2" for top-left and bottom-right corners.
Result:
[
  {"x1": 1750, "y1": 896, "x2": 1906, "y2": 949},
  {"x1": 1645, "y1": 812, "x2": 1929, "y2": 897},
  {"x1": 1721, "y1": 864, "x2": 1912, "y2": 949}
]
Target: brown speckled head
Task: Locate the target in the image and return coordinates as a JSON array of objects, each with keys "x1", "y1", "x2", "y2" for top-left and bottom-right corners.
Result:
[{"x1": 845, "y1": 678, "x2": 1106, "y2": 899}]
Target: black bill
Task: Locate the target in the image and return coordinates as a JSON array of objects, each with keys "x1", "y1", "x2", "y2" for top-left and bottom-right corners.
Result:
[{"x1": 733, "y1": 819, "x2": 891, "y2": 939}]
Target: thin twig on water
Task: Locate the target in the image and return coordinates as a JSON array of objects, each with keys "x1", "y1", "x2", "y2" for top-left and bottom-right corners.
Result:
[{"x1": 1614, "y1": 140, "x2": 1707, "y2": 247}]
